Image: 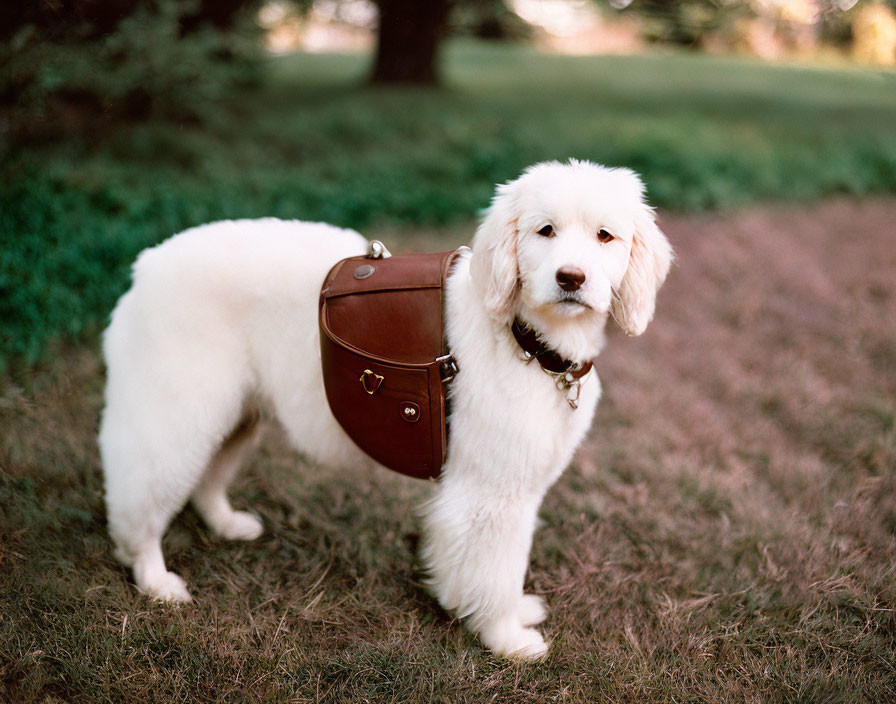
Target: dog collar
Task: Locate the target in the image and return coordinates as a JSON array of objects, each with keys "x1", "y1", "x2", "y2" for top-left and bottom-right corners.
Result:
[{"x1": 511, "y1": 318, "x2": 593, "y2": 408}]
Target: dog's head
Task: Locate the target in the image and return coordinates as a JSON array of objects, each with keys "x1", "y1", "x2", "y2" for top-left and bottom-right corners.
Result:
[{"x1": 471, "y1": 160, "x2": 673, "y2": 347}]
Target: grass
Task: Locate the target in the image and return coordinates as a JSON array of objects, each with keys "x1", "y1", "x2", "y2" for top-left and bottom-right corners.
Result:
[
  {"x1": 1, "y1": 197, "x2": 895, "y2": 702},
  {"x1": 2, "y1": 41, "x2": 896, "y2": 370}
]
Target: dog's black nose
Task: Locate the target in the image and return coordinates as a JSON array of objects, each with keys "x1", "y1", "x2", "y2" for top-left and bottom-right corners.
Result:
[{"x1": 556, "y1": 266, "x2": 586, "y2": 292}]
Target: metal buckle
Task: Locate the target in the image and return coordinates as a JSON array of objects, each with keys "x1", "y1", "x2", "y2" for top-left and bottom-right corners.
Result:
[
  {"x1": 549, "y1": 367, "x2": 590, "y2": 410},
  {"x1": 437, "y1": 354, "x2": 459, "y2": 382},
  {"x1": 564, "y1": 380, "x2": 582, "y2": 410},
  {"x1": 518, "y1": 349, "x2": 536, "y2": 364},
  {"x1": 367, "y1": 240, "x2": 391, "y2": 259}
]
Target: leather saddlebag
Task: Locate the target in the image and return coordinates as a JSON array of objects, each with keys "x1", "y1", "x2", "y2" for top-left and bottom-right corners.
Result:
[{"x1": 318, "y1": 246, "x2": 464, "y2": 480}]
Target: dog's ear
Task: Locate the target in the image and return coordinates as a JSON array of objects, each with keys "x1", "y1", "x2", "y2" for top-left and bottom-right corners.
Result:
[
  {"x1": 470, "y1": 182, "x2": 520, "y2": 323},
  {"x1": 611, "y1": 202, "x2": 673, "y2": 336}
]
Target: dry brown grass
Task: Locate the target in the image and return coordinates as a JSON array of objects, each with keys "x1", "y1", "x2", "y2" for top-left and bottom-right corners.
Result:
[{"x1": 2, "y1": 198, "x2": 895, "y2": 702}]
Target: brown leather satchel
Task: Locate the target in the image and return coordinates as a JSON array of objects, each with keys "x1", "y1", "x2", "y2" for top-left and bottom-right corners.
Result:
[{"x1": 318, "y1": 244, "x2": 465, "y2": 480}]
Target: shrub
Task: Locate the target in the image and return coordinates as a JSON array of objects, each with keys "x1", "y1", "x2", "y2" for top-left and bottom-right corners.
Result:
[{"x1": 0, "y1": 0, "x2": 262, "y2": 141}]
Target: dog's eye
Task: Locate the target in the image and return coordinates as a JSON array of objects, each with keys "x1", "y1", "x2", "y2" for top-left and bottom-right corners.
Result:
[
  {"x1": 537, "y1": 224, "x2": 554, "y2": 237},
  {"x1": 597, "y1": 229, "x2": 615, "y2": 243}
]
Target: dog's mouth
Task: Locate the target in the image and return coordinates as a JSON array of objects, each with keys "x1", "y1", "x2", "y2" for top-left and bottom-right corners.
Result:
[{"x1": 555, "y1": 294, "x2": 591, "y2": 310}]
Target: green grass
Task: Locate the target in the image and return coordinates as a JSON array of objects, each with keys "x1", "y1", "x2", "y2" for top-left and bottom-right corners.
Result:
[{"x1": 2, "y1": 41, "x2": 896, "y2": 370}]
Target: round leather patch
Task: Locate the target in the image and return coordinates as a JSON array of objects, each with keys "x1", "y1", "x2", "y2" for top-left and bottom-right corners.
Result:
[
  {"x1": 399, "y1": 401, "x2": 421, "y2": 423},
  {"x1": 353, "y1": 264, "x2": 375, "y2": 279}
]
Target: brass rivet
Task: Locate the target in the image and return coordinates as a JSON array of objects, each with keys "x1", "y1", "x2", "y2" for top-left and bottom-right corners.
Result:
[{"x1": 354, "y1": 264, "x2": 375, "y2": 280}]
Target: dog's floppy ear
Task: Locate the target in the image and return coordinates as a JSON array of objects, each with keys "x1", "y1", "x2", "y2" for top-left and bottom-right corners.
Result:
[
  {"x1": 611, "y1": 201, "x2": 673, "y2": 336},
  {"x1": 470, "y1": 182, "x2": 520, "y2": 323}
]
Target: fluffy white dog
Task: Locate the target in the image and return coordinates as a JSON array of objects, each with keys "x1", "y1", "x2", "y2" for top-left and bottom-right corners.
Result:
[{"x1": 99, "y1": 159, "x2": 672, "y2": 660}]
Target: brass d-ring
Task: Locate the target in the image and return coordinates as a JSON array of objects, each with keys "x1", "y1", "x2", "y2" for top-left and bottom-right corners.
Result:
[{"x1": 360, "y1": 369, "x2": 384, "y2": 395}]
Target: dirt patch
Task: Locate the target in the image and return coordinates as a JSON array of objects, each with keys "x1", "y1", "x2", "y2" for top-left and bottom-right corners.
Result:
[{"x1": 2, "y1": 197, "x2": 895, "y2": 702}]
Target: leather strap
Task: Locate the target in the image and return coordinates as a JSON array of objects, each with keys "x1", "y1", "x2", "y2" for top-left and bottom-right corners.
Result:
[{"x1": 511, "y1": 318, "x2": 593, "y2": 380}]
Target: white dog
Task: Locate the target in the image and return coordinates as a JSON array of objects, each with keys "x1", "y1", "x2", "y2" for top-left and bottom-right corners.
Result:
[{"x1": 99, "y1": 159, "x2": 672, "y2": 660}]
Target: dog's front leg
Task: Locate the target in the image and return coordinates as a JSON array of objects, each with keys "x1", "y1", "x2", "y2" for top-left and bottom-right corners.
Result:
[{"x1": 420, "y1": 478, "x2": 550, "y2": 660}]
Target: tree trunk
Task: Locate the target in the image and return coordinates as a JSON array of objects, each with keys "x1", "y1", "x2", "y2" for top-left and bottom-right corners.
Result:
[{"x1": 370, "y1": 0, "x2": 453, "y2": 84}]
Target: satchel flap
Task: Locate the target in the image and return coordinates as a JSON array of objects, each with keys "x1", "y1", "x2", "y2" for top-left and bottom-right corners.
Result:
[
  {"x1": 321, "y1": 250, "x2": 457, "y2": 365},
  {"x1": 322, "y1": 251, "x2": 448, "y2": 298}
]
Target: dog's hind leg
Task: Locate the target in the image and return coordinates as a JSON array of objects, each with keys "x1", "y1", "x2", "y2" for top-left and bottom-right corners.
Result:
[
  {"x1": 191, "y1": 411, "x2": 264, "y2": 541},
  {"x1": 102, "y1": 434, "x2": 209, "y2": 603},
  {"x1": 100, "y1": 362, "x2": 248, "y2": 603},
  {"x1": 102, "y1": 413, "x2": 230, "y2": 602},
  {"x1": 103, "y1": 411, "x2": 244, "y2": 602}
]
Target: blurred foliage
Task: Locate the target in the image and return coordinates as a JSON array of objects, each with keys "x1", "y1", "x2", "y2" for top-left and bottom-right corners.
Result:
[
  {"x1": 452, "y1": 0, "x2": 534, "y2": 40},
  {"x1": 0, "y1": 0, "x2": 523, "y2": 124},
  {"x1": 2, "y1": 42, "x2": 896, "y2": 372},
  {"x1": 614, "y1": 0, "x2": 896, "y2": 48},
  {"x1": 0, "y1": 0, "x2": 263, "y2": 139},
  {"x1": 620, "y1": 0, "x2": 751, "y2": 46}
]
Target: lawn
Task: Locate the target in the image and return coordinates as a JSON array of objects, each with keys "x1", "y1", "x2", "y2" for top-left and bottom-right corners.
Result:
[
  {"x1": 1, "y1": 196, "x2": 895, "y2": 702},
  {"x1": 2, "y1": 42, "x2": 896, "y2": 370}
]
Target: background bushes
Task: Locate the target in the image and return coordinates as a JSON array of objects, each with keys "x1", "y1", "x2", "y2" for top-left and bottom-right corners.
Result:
[{"x1": 0, "y1": 0, "x2": 262, "y2": 139}]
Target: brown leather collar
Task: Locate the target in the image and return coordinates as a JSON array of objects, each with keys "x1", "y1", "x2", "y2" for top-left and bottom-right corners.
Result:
[{"x1": 511, "y1": 318, "x2": 593, "y2": 380}]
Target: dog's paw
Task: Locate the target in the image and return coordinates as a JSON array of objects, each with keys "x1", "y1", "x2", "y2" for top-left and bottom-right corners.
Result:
[
  {"x1": 519, "y1": 594, "x2": 548, "y2": 627},
  {"x1": 215, "y1": 510, "x2": 264, "y2": 541},
  {"x1": 479, "y1": 618, "x2": 549, "y2": 662},
  {"x1": 141, "y1": 571, "x2": 193, "y2": 604}
]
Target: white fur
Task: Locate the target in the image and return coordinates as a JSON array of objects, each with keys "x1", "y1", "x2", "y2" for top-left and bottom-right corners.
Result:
[{"x1": 99, "y1": 160, "x2": 672, "y2": 660}]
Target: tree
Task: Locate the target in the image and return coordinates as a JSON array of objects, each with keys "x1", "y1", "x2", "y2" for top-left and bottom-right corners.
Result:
[{"x1": 369, "y1": 0, "x2": 455, "y2": 84}]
